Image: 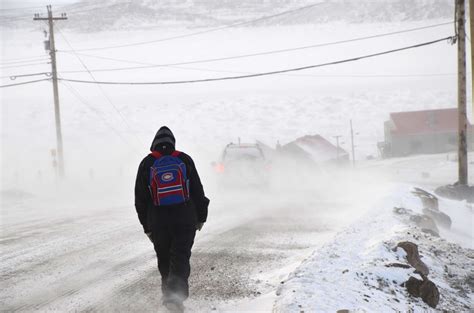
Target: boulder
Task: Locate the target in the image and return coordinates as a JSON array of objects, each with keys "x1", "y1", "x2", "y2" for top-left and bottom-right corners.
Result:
[
  {"x1": 419, "y1": 279, "x2": 440, "y2": 308},
  {"x1": 405, "y1": 276, "x2": 440, "y2": 308},
  {"x1": 397, "y1": 242, "x2": 429, "y2": 276},
  {"x1": 405, "y1": 276, "x2": 423, "y2": 297}
]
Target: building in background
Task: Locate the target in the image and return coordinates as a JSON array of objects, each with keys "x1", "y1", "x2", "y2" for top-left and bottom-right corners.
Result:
[
  {"x1": 280, "y1": 134, "x2": 349, "y2": 165},
  {"x1": 379, "y1": 108, "x2": 473, "y2": 158}
]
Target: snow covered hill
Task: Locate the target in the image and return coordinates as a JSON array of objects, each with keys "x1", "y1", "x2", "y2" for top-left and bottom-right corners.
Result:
[{"x1": 0, "y1": 0, "x2": 455, "y2": 31}]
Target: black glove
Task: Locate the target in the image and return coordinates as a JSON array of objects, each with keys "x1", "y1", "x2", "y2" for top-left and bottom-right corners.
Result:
[
  {"x1": 146, "y1": 232, "x2": 153, "y2": 243},
  {"x1": 196, "y1": 223, "x2": 204, "y2": 231}
]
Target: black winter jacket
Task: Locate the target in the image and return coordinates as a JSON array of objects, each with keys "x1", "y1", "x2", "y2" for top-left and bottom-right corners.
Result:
[{"x1": 134, "y1": 148, "x2": 209, "y2": 233}]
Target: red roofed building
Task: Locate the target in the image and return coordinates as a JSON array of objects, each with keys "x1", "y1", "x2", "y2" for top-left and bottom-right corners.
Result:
[
  {"x1": 281, "y1": 134, "x2": 349, "y2": 165},
  {"x1": 380, "y1": 108, "x2": 473, "y2": 157}
]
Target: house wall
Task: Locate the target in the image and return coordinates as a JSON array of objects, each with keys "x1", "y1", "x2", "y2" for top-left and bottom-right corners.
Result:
[{"x1": 389, "y1": 131, "x2": 471, "y2": 157}]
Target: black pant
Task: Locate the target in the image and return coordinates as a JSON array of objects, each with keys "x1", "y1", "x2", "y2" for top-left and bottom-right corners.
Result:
[{"x1": 152, "y1": 223, "x2": 196, "y2": 302}]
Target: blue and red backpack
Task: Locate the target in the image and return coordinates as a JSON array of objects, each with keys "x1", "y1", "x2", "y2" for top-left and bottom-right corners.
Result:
[{"x1": 148, "y1": 151, "x2": 190, "y2": 206}]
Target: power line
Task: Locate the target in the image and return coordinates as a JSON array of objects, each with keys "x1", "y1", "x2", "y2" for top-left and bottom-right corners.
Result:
[
  {"x1": 0, "y1": 13, "x2": 34, "y2": 20},
  {"x1": 58, "y1": 21, "x2": 454, "y2": 74},
  {"x1": 59, "y1": 1, "x2": 327, "y2": 52},
  {"x1": 54, "y1": 32, "x2": 459, "y2": 79},
  {"x1": 57, "y1": 27, "x2": 145, "y2": 147},
  {"x1": 58, "y1": 36, "x2": 454, "y2": 86},
  {"x1": 4, "y1": 67, "x2": 462, "y2": 81},
  {"x1": 56, "y1": 51, "x2": 242, "y2": 75},
  {"x1": 3, "y1": 65, "x2": 462, "y2": 81},
  {"x1": 162, "y1": 66, "x2": 464, "y2": 78},
  {"x1": 55, "y1": 48, "x2": 462, "y2": 79},
  {"x1": 0, "y1": 55, "x2": 50, "y2": 63},
  {"x1": 0, "y1": 61, "x2": 49, "y2": 69},
  {"x1": 0, "y1": 78, "x2": 50, "y2": 88},
  {"x1": 0, "y1": 57, "x2": 49, "y2": 65},
  {"x1": 1, "y1": 36, "x2": 455, "y2": 88},
  {"x1": 1, "y1": 72, "x2": 51, "y2": 80},
  {"x1": 59, "y1": 80, "x2": 139, "y2": 150}
]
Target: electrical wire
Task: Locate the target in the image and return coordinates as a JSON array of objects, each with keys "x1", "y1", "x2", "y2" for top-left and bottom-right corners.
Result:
[
  {"x1": 1, "y1": 36, "x2": 455, "y2": 88},
  {"x1": 0, "y1": 55, "x2": 50, "y2": 63},
  {"x1": 158, "y1": 65, "x2": 463, "y2": 79},
  {"x1": 0, "y1": 13, "x2": 35, "y2": 20},
  {"x1": 0, "y1": 57, "x2": 50, "y2": 65},
  {"x1": 56, "y1": 49, "x2": 460, "y2": 79},
  {"x1": 1, "y1": 72, "x2": 52, "y2": 80},
  {"x1": 59, "y1": 80, "x2": 139, "y2": 149},
  {"x1": 56, "y1": 51, "x2": 241, "y2": 75},
  {"x1": 0, "y1": 78, "x2": 50, "y2": 88},
  {"x1": 59, "y1": 1, "x2": 327, "y2": 52},
  {"x1": 3, "y1": 66, "x2": 460, "y2": 81},
  {"x1": 0, "y1": 61, "x2": 49, "y2": 69},
  {"x1": 57, "y1": 28, "x2": 145, "y2": 147},
  {"x1": 58, "y1": 36, "x2": 455, "y2": 86},
  {"x1": 58, "y1": 21, "x2": 454, "y2": 74}
]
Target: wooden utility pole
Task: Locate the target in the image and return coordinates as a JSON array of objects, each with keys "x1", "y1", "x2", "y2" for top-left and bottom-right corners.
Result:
[
  {"x1": 470, "y1": 0, "x2": 474, "y2": 120},
  {"x1": 34, "y1": 6, "x2": 67, "y2": 178},
  {"x1": 456, "y1": 0, "x2": 468, "y2": 185},
  {"x1": 350, "y1": 120, "x2": 355, "y2": 168}
]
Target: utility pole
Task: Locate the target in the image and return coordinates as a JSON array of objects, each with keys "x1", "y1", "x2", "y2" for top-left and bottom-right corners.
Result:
[
  {"x1": 333, "y1": 135, "x2": 342, "y2": 162},
  {"x1": 34, "y1": 6, "x2": 67, "y2": 178},
  {"x1": 470, "y1": 0, "x2": 474, "y2": 120},
  {"x1": 350, "y1": 120, "x2": 355, "y2": 168},
  {"x1": 456, "y1": 0, "x2": 468, "y2": 185}
]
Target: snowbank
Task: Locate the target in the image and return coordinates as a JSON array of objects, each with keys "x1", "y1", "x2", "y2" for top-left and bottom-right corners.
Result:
[{"x1": 274, "y1": 185, "x2": 473, "y2": 312}]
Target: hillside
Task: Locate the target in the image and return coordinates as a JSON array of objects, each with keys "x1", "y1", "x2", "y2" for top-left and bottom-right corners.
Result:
[{"x1": 0, "y1": 0, "x2": 455, "y2": 32}]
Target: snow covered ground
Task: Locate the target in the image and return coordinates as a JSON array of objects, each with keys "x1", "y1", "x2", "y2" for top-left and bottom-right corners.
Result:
[
  {"x1": 1, "y1": 152, "x2": 471, "y2": 312},
  {"x1": 274, "y1": 184, "x2": 473, "y2": 312},
  {"x1": 1, "y1": 15, "x2": 473, "y2": 313}
]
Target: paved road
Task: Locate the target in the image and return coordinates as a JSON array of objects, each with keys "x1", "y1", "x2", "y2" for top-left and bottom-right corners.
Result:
[{"x1": 1, "y1": 178, "x2": 379, "y2": 312}]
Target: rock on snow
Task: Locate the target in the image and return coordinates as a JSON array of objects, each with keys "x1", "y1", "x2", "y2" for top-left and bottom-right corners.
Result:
[{"x1": 273, "y1": 185, "x2": 473, "y2": 312}]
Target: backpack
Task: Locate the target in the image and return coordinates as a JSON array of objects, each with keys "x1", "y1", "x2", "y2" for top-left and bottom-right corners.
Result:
[{"x1": 148, "y1": 151, "x2": 190, "y2": 206}]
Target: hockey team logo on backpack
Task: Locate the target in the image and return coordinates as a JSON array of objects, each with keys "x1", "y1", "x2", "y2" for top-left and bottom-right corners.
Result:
[{"x1": 148, "y1": 151, "x2": 190, "y2": 206}]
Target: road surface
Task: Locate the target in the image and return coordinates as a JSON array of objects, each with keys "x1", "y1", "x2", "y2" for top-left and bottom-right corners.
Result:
[{"x1": 1, "y1": 173, "x2": 387, "y2": 312}]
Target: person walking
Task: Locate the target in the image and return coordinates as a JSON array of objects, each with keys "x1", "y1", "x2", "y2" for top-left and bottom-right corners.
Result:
[{"x1": 135, "y1": 126, "x2": 210, "y2": 312}]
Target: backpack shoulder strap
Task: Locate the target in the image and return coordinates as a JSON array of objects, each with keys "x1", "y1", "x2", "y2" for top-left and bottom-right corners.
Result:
[{"x1": 150, "y1": 151, "x2": 162, "y2": 159}]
